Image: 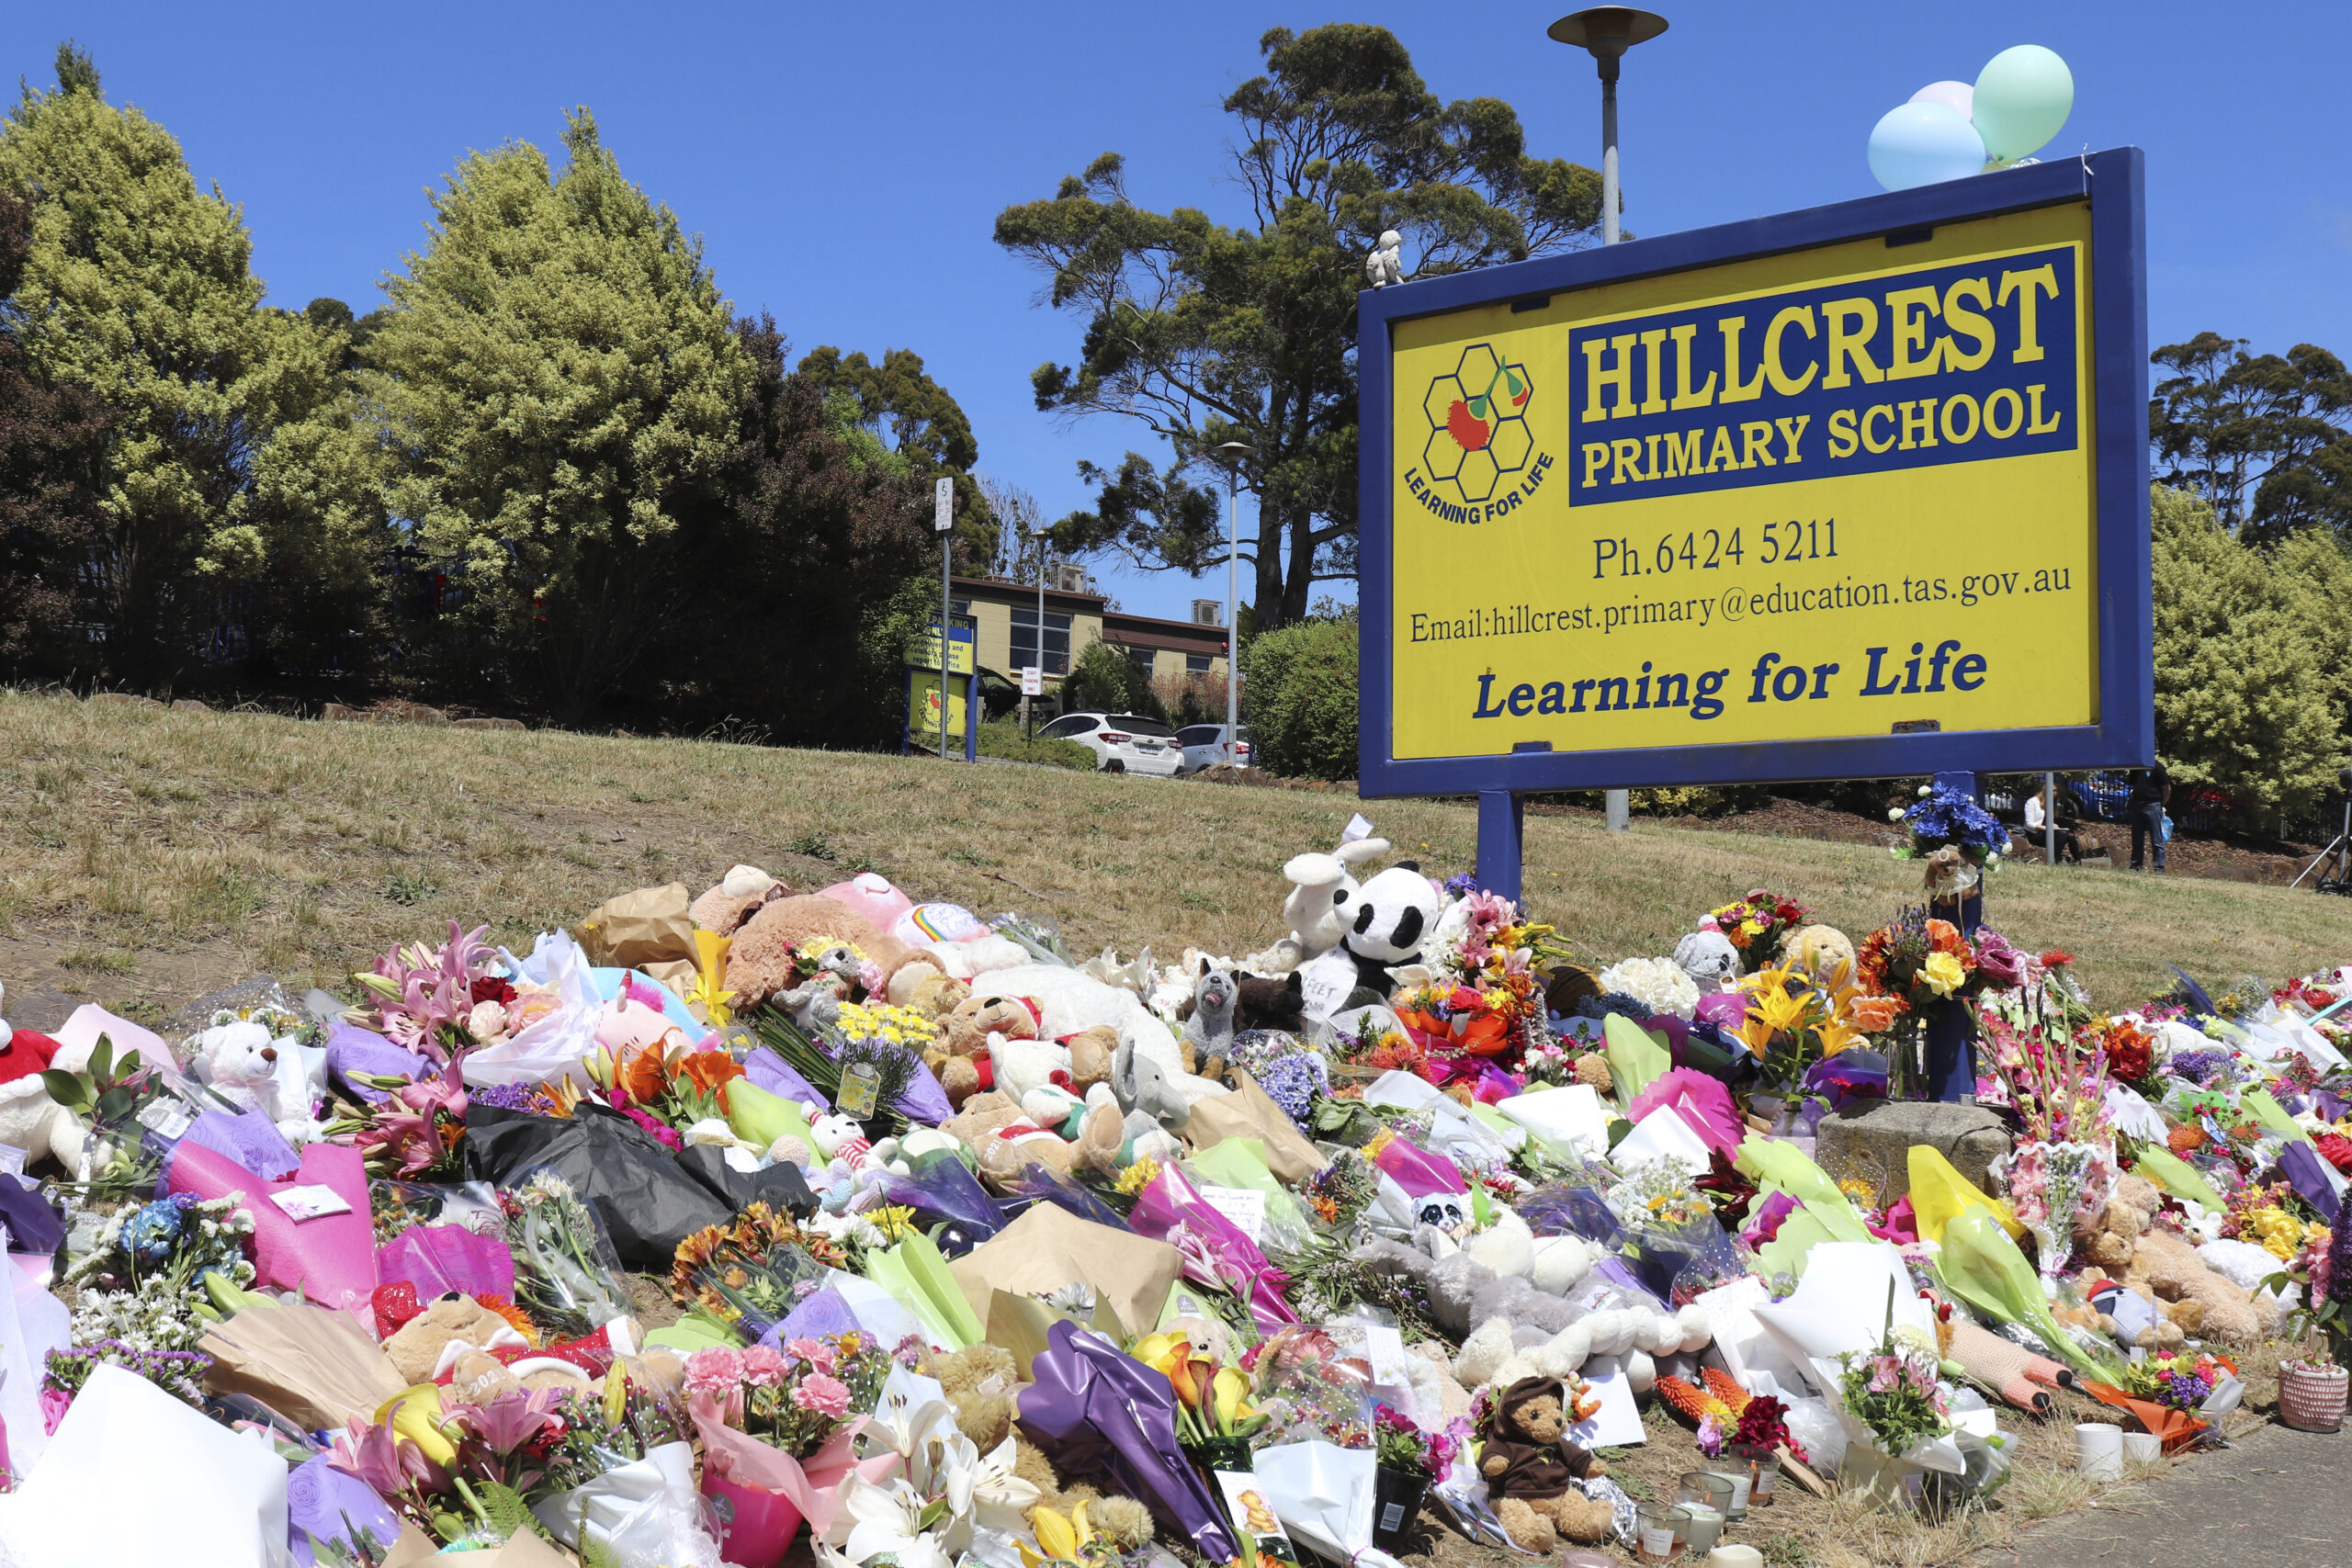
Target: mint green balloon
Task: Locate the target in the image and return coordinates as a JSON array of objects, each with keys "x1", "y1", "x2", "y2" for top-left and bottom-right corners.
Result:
[{"x1": 1973, "y1": 44, "x2": 2073, "y2": 163}]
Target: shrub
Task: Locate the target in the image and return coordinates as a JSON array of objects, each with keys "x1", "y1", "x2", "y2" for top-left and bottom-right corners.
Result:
[
  {"x1": 1059, "y1": 639, "x2": 1164, "y2": 720},
  {"x1": 1243, "y1": 615, "x2": 1358, "y2": 780},
  {"x1": 977, "y1": 719, "x2": 1094, "y2": 771}
]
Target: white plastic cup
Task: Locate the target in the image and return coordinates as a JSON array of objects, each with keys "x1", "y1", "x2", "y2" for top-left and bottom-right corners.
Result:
[
  {"x1": 2121, "y1": 1431, "x2": 2162, "y2": 1463},
  {"x1": 2075, "y1": 1422, "x2": 2123, "y2": 1479}
]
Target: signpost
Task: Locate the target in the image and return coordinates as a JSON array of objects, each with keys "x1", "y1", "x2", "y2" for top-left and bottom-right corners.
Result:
[
  {"x1": 903, "y1": 616, "x2": 978, "y2": 761},
  {"x1": 1356, "y1": 151, "x2": 2152, "y2": 905},
  {"x1": 935, "y1": 476, "x2": 954, "y2": 763}
]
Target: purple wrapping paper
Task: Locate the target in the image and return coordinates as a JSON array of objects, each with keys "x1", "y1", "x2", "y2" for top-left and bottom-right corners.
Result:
[
  {"x1": 744, "y1": 1046, "x2": 828, "y2": 1112},
  {"x1": 894, "y1": 1060, "x2": 953, "y2": 1125},
  {"x1": 1001, "y1": 1161, "x2": 1129, "y2": 1231},
  {"x1": 1592, "y1": 1256, "x2": 1671, "y2": 1314},
  {"x1": 1694, "y1": 991, "x2": 1749, "y2": 1031},
  {"x1": 286, "y1": 1452, "x2": 401, "y2": 1565},
  {"x1": 757, "y1": 1286, "x2": 862, "y2": 1348},
  {"x1": 325, "y1": 1021, "x2": 431, "y2": 1106},
  {"x1": 177, "y1": 1108, "x2": 301, "y2": 1182},
  {"x1": 1805, "y1": 1048, "x2": 1890, "y2": 1109},
  {"x1": 2278, "y1": 1140, "x2": 2342, "y2": 1225},
  {"x1": 0, "y1": 1175, "x2": 63, "y2": 1257},
  {"x1": 376, "y1": 1223, "x2": 516, "y2": 1300},
  {"x1": 877, "y1": 1154, "x2": 1004, "y2": 1240},
  {"x1": 1018, "y1": 1319, "x2": 1240, "y2": 1562}
]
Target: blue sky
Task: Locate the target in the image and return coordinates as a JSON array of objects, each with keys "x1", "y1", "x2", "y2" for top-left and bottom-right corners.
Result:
[{"x1": 6, "y1": 2, "x2": 2347, "y2": 623}]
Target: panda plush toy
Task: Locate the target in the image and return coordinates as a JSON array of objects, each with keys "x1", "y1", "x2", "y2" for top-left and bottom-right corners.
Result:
[{"x1": 1341, "y1": 862, "x2": 1443, "y2": 998}]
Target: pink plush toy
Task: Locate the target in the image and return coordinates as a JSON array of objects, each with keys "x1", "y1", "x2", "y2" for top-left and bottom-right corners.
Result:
[{"x1": 817, "y1": 873, "x2": 916, "y2": 935}]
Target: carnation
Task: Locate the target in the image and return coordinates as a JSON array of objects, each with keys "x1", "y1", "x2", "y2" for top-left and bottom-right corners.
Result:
[
  {"x1": 684, "y1": 1347, "x2": 747, "y2": 1393},
  {"x1": 741, "y1": 1345, "x2": 789, "y2": 1388},
  {"x1": 793, "y1": 1371, "x2": 853, "y2": 1419},
  {"x1": 1597, "y1": 956, "x2": 1702, "y2": 1020}
]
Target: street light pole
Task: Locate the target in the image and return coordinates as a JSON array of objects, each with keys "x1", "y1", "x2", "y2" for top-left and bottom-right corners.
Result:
[
  {"x1": 1552, "y1": 6, "x2": 1667, "y2": 832},
  {"x1": 1033, "y1": 526, "x2": 1049, "y2": 739},
  {"x1": 1212, "y1": 441, "x2": 1254, "y2": 768}
]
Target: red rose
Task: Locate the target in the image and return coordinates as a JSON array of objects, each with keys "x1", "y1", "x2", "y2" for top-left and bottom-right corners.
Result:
[{"x1": 2318, "y1": 1134, "x2": 2352, "y2": 1175}]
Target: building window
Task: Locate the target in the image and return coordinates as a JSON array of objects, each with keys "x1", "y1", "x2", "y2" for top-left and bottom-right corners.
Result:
[
  {"x1": 1125, "y1": 645, "x2": 1157, "y2": 682},
  {"x1": 1010, "y1": 605, "x2": 1070, "y2": 674},
  {"x1": 1185, "y1": 652, "x2": 1212, "y2": 675}
]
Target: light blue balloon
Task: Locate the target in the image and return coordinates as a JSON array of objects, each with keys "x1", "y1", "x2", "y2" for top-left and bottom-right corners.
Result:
[
  {"x1": 1973, "y1": 45, "x2": 2073, "y2": 164},
  {"x1": 1868, "y1": 102, "x2": 1987, "y2": 191}
]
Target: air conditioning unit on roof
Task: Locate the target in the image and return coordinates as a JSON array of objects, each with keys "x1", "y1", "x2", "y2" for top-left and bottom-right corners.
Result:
[
  {"x1": 1051, "y1": 562, "x2": 1091, "y2": 593},
  {"x1": 1191, "y1": 599, "x2": 1222, "y2": 626}
]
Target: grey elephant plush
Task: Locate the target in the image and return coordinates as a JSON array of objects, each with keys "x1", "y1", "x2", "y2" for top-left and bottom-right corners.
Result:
[{"x1": 1110, "y1": 1036, "x2": 1192, "y2": 1134}]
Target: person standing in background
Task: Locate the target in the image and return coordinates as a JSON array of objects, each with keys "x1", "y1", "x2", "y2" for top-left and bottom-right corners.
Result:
[{"x1": 2129, "y1": 761, "x2": 2171, "y2": 874}]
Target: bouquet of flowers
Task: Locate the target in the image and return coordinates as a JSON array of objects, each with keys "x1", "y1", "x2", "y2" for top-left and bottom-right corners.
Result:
[
  {"x1": 353, "y1": 921, "x2": 517, "y2": 1063},
  {"x1": 2121, "y1": 1351, "x2": 2239, "y2": 1413},
  {"x1": 671, "y1": 1201, "x2": 840, "y2": 1337},
  {"x1": 1702, "y1": 888, "x2": 1813, "y2": 972},
  {"x1": 1371, "y1": 1403, "x2": 1463, "y2": 1482},
  {"x1": 684, "y1": 1334, "x2": 891, "y2": 1459},
  {"x1": 1597, "y1": 956, "x2": 1702, "y2": 1019},
  {"x1": 577, "y1": 1035, "x2": 742, "y2": 1147},
  {"x1": 343, "y1": 1059, "x2": 469, "y2": 1179},
  {"x1": 1734, "y1": 963, "x2": 1874, "y2": 1091},
  {"x1": 1982, "y1": 999, "x2": 2112, "y2": 1148},
  {"x1": 1889, "y1": 783, "x2": 2008, "y2": 898},
  {"x1": 1837, "y1": 1307, "x2": 1951, "y2": 1460},
  {"x1": 64, "y1": 1190, "x2": 256, "y2": 1354},
  {"x1": 1301, "y1": 1150, "x2": 1380, "y2": 1235},
  {"x1": 500, "y1": 1170, "x2": 631, "y2": 1338},
  {"x1": 2267, "y1": 1220, "x2": 2352, "y2": 1369},
  {"x1": 1993, "y1": 1139, "x2": 2115, "y2": 1288},
  {"x1": 2220, "y1": 1180, "x2": 2312, "y2": 1262},
  {"x1": 1855, "y1": 908, "x2": 1987, "y2": 1095},
  {"x1": 1244, "y1": 1325, "x2": 1376, "y2": 1450},
  {"x1": 1131, "y1": 1330, "x2": 1273, "y2": 1455}
]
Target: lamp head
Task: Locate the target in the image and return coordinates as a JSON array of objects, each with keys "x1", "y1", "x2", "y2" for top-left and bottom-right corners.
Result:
[{"x1": 1548, "y1": 7, "x2": 1668, "y2": 75}]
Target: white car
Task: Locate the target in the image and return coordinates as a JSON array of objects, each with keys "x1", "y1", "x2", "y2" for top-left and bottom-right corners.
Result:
[
  {"x1": 1175, "y1": 723, "x2": 1252, "y2": 773},
  {"x1": 1037, "y1": 712, "x2": 1182, "y2": 775}
]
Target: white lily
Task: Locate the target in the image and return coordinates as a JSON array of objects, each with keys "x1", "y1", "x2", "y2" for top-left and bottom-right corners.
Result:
[
  {"x1": 959, "y1": 1433, "x2": 1043, "y2": 1537},
  {"x1": 829, "y1": 1473, "x2": 954, "y2": 1568},
  {"x1": 866, "y1": 1365, "x2": 960, "y2": 1473}
]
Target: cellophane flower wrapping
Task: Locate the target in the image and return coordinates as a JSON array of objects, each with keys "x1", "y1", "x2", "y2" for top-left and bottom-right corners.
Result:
[
  {"x1": 1126, "y1": 1165, "x2": 1299, "y2": 1334},
  {"x1": 1246, "y1": 1439, "x2": 1406, "y2": 1568},
  {"x1": 1246, "y1": 1324, "x2": 1376, "y2": 1450},
  {"x1": 1017, "y1": 1319, "x2": 1241, "y2": 1561},
  {"x1": 500, "y1": 1167, "x2": 632, "y2": 1339},
  {"x1": 531, "y1": 1438, "x2": 723, "y2": 1568}
]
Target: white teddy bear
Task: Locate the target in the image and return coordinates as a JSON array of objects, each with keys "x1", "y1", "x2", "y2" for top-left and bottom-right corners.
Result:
[{"x1": 190, "y1": 1017, "x2": 325, "y2": 1145}]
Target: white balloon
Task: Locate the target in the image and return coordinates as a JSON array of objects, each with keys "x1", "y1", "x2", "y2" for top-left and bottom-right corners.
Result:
[{"x1": 1910, "y1": 79, "x2": 1974, "y2": 119}]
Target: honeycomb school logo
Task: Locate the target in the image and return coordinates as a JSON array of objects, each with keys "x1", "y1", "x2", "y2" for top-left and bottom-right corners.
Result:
[{"x1": 1406, "y1": 342, "x2": 1555, "y2": 524}]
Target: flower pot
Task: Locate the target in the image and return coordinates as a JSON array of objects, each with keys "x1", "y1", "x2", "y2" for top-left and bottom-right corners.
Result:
[
  {"x1": 1371, "y1": 1463, "x2": 1428, "y2": 1548},
  {"x1": 701, "y1": 1471, "x2": 804, "y2": 1568},
  {"x1": 2279, "y1": 1364, "x2": 2348, "y2": 1433}
]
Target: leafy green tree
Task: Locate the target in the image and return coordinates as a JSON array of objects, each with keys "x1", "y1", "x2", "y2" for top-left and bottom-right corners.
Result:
[
  {"x1": 0, "y1": 189, "x2": 110, "y2": 676},
  {"x1": 0, "y1": 43, "x2": 344, "y2": 684},
  {"x1": 1058, "y1": 638, "x2": 1162, "y2": 720},
  {"x1": 2151, "y1": 332, "x2": 2352, "y2": 541},
  {"x1": 656, "y1": 315, "x2": 937, "y2": 747},
  {"x1": 795, "y1": 344, "x2": 993, "y2": 556},
  {"x1": 366, "y1": 110, "x2": 752, "y2": 717},
  {"x1": 996, "y1": 24, "x2": 1599, "y2": 630},
  {"x1": 2150, "y1": 486, "x2": 2345, "y2": 821},
  {"x1": 1241, "y1": 612, "x2": 1359, "y2": 780}
]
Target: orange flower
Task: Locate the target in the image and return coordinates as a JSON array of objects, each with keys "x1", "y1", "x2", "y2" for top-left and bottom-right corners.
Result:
[
  {"x1": 472, "y1": 1293, "x2": 540, "y2": 1346},
  {"x1": 1849, "y1": 995, "x2": 1905, "y2": 1032},
  {"x1": 615, "y1": 1044, "x2": 671, "y2": 1107},
  {"x1": 2168, "y1": 1122, "x2": 2209, "y2": 1156},
  {"x1": 677, "y1": 1050, "x2": 746, "y2": 1096}
]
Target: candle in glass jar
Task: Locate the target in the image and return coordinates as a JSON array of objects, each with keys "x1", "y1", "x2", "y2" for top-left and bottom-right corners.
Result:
[
  {"x1": 1679, "y1": 1504, "x2": 1724, "y2": 1552},
  {"x1": 1707, "y1": 1468, "x2": 1752, "y2": 1517}
]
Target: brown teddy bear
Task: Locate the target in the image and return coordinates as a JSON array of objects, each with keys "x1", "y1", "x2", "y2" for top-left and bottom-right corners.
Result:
[
  {"x1": 691, "y1": 878, "x2": 787, "y2": 936},
  {"x1": 1065, "y1": 1025, "x2": 1117, "y2": 1095},
  {"x1": 941, "y1": 1091, "x2": 1029, "y2": 1156},
  {"x1": 2075, "y1": 1174, "x2": 2161, "y2": 1276},
  {"x1": 383, "y1": 1293, "x2": 524, "y2": 1385},
  {"x1": 905, "y1": 972, "x2": 971, "y2": 1027},
  {"x1": 933, "y1": 995, "x2": 1040, "y2": 1109},
  {"x1": 1477, "y1": 1375, "x2": 1613, "y2": 1552},
  {"x1": 2135, "y1": 1225, "x2": 2275, "y2": 1345},
  {"x1": 723, "y1": 895, "x2": 930, "y2": 1007},
  {"x1": 927, "y1": 1345, "x2": 1155, "y2": 1551},
  {"x1": 1788, "y1": 924, "x2": 1857, "y2": 990}
]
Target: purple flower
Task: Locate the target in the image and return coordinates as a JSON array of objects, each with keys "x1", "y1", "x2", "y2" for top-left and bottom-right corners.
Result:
[
  {"x1": 469, "y1": 1081, "x2": 537, "y2": 1112},
  {"x1": 2328, "y1": 1212, "x2": 2352, "y2": 1307},
  {"x1": 1256, "y1": 1055, "x2": 1326, "y2": 1127}
]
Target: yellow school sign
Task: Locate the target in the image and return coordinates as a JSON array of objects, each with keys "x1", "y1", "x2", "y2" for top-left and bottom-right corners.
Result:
[{"x1": 1359, "y1": 152, "x2": 2149, "y2": 805}]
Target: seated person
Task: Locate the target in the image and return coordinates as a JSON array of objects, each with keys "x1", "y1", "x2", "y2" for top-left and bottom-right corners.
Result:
[{"x1": 2023, "y1": 789, "x2": 2080, "y2": 863}]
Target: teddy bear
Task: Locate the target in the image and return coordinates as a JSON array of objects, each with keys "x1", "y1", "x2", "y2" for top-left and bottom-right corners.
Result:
[
  {"x1": 689, "y1": 863, "x2": 786, "y2": 935},
  {"x1": 0, "y1": 984, "x2": 59, "y2": 1086},
  {"x1": 1788, "y1": 924, "x2": 1856, "y2": 990},
  {"x1": 904, "y1": 972, "x2": 971, "y2": 1027},
  {"x1": 723, "y1": 894, "x2": 932, "y2": 1007},
  {"x1": 1065, "y1": 1026, "x2": 1116, "y2": 1095},
  {"x1": 932, "y1": 1343, "x2": 1157, "y2": 1554},
  {"x1": 942, "y1": 1091, "x2": 1029, "y2": 1156},
  {"x1": 2134, "y1": 1224, "x2": 2275, "y2": 1344},
  {"x1": 1673, "y1": 930, "x2": 1742, "y2": 989},
  {"x1": 384, "y1": 1293, "x2": 531, "y2": 1385},
  {"x1": 188, "y1": 1016, "x2": 324, "y2": 1144},
  {"x1": 931, "y1": 996, "x2": 1041, "y2": 1107},
  {"x1": 1477, "y1": 1375, "x2": 1613, "y2": 1552},
  {"x1": 2075, "y1": 1174, "x2": 2161, "y2": 1276}
]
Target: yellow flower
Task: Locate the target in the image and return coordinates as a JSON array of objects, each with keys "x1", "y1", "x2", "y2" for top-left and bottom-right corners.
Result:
[
  {"x1": 1022, "y1": 1501, "x2": 1092, "y2": 1567},
  {"x1": 1115, "y1": 1157, "x2": 1162, "y2": 1195},
  {"x1": 375, "y1": 1384, "x2": 458, "y2": 1469},
  {"x1": 1921, "y1": 951, "x2": 1967, "y2": 998},
  {"x1": 1211, "y1": 1366, "x2": 1254, "y2": 1429}
]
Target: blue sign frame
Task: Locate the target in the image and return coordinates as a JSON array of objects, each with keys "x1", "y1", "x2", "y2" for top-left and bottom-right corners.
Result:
[{"x1": 1356, "y1": 148, "x2": 2150, "y2": 800}]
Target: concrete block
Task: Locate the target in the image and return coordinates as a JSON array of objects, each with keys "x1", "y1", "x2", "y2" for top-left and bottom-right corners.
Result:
[{"x1": 1815, "y1": 1098, "x2": 2012, "y2": 1203}]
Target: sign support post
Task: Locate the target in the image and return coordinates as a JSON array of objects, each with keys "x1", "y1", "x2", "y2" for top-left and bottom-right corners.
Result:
[{"x1": 935, "y1": 477, "x2": 954, "y2": 763}]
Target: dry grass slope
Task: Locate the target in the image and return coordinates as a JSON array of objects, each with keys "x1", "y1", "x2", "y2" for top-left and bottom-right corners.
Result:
[{"x1": 0, "y1": 690, "x2": 2344, "y2": 1019}]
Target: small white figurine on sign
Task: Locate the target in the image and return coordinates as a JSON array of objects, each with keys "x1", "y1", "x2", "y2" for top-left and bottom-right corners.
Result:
[{"x1": 1364, "y1": 230, "x2": 1403, "y2": 288}]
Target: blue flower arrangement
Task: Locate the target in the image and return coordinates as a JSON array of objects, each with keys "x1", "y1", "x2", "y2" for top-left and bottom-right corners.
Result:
[{"x1": 1899, "y1": 783, "x2": 2008, "y2": 854}]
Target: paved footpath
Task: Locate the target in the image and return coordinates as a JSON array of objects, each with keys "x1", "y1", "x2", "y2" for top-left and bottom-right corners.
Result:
[{"x1": 1968, "y1": 1422, "x2": 2347, "y2": 1567}]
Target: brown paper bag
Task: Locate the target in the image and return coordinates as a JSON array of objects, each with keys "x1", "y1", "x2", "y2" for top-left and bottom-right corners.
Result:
[
  {"x1": 573, "y1": 883, "x2": 695, "y2": 968},
  {"x1": 949, "y1": 1202, "x2": 1179, "y2": 1339},
  {"x1": 1182, "y1": 1068, "x2": 1330, "y2": 1185},
  {"x1": 200, "y1": 1302, "x2": 409, "y2": 1432},
  {"x1": 639, "y1": 957, "x2": 700, "y2": 1005}
]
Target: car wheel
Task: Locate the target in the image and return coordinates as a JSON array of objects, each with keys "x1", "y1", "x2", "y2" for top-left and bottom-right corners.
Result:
[{"x1": 1102, "y1": 759, "x2": 1125, "y2": 773}]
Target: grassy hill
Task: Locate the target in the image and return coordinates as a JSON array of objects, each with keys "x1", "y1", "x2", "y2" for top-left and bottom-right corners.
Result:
[{"x1": 1, "y1": 689, "x2": 2345, "y2": 1021}]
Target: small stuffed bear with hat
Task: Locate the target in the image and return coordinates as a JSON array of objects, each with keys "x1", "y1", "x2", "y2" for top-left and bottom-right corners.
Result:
[{"x1": 1477, "y1": 1375, "x2": 1615, "y2": 1551}]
